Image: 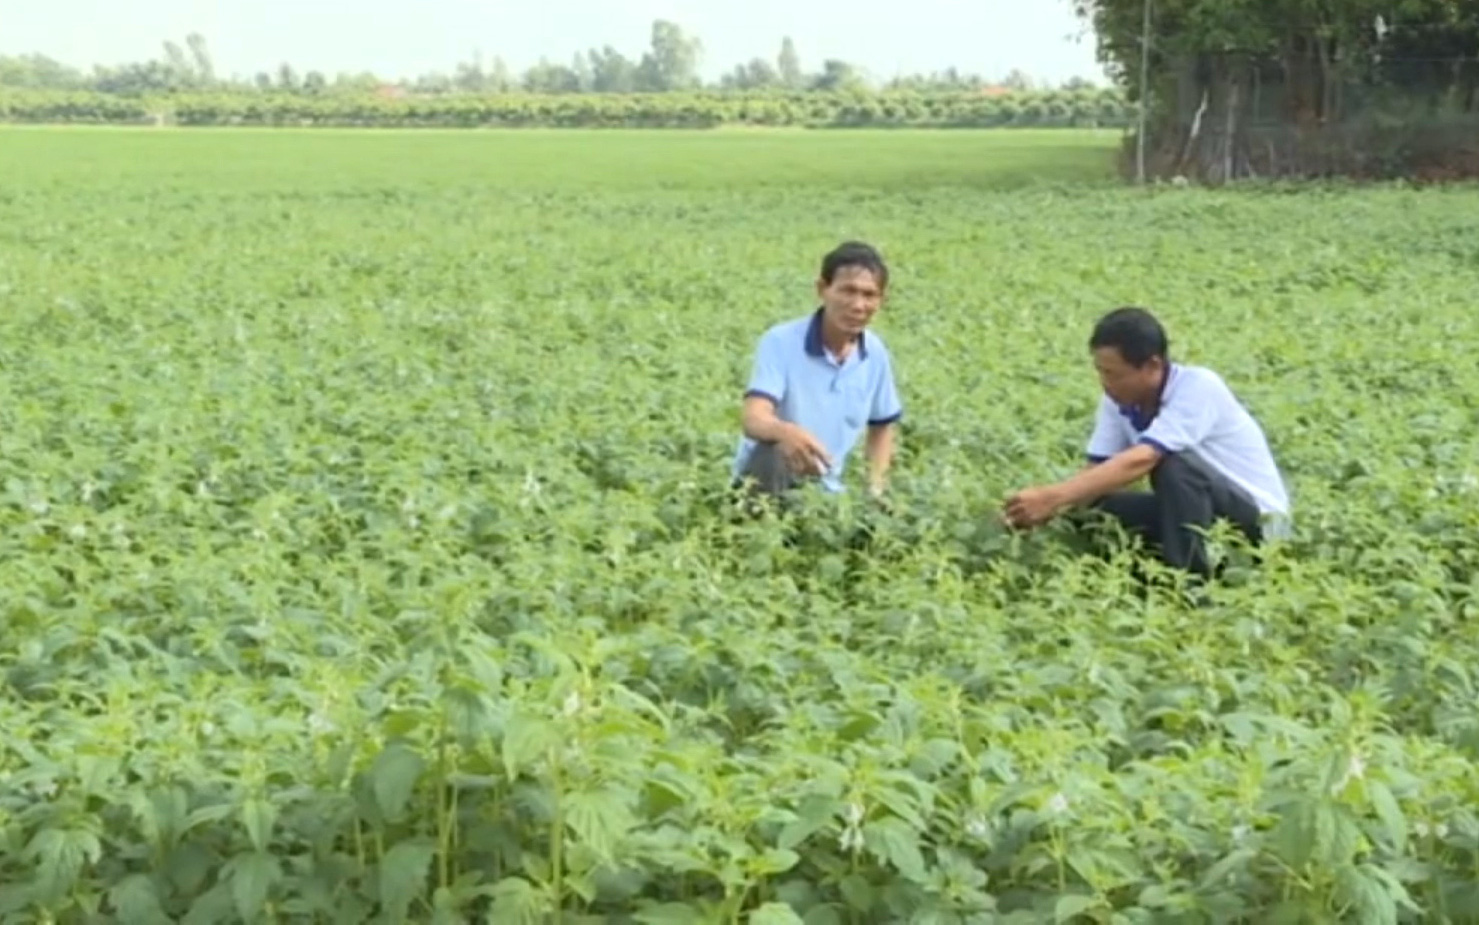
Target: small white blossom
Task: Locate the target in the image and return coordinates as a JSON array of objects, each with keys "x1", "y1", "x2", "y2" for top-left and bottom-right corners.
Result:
[
  {"x1": 966, "y1": 815, "x2": 989, "y2": 840},
  {"x1": 845, "y1": 802, "x2": 864, "y2": 826},
  {"x1": 563, "y1": 691, "x2": 581, "y2": 717},
  {"x1": 1047, "y1": 793, "x2": 1069, "y2": 816}
]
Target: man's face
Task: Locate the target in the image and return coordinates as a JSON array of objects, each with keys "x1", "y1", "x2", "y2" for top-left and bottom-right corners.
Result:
[
  {"x1": 1093, "y1": 346, "x2": 1164, "y2": 407},
  {"x1": 817, "y1": 266, "x2": 885, "y2": 336}
]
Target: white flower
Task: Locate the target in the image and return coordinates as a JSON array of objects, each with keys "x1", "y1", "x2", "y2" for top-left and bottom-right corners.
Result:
[
  {"x1": 839, "y1": 826, "x2": 864, "y2": 852},
  {"x1": 966, "y1": 815, "x2": 989, "y2": 840},
  {"x1": 1047, "y1": 793, "x2": 1069, "y2": 816},
  {"x1": 562, "y1": 691, "x2": 581, "y2": 717}
]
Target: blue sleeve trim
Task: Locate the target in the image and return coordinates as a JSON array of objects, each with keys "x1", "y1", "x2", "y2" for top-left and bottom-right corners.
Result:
[
  {"x1": 868, "y1": 412, "x2": 902, "y2": 427},
  {"x1": 1087, "y1": 454, "x2": 1109, "y2": 464},
  {"x1": 1137, "y1": 436, "x2": 1172, "y2": 455},
  {"x1": 744, "y1": 389, "x2": 780, "y2": 405}
]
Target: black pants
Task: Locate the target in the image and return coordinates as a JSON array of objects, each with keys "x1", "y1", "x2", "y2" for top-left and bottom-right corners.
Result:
[
  {"x1": 733, "y1": 441, "x2": 798, "y2": 497},
  {"x1": 1090, "y1": 453, "x2": 1263, "y2": 579}
]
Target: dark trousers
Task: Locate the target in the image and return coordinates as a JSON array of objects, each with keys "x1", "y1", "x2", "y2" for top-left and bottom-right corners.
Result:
[
  {"x1": 1090, "y1": 453, "x2": 1263, "y2": 579},
  {"x1": 732, "y1": 442, "x2": 800, "y2": 498}
]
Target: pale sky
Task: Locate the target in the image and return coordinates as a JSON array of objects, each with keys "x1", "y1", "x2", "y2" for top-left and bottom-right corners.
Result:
[{"x1": 0, "y1": 0, "x2": 1108, "y2": 85}]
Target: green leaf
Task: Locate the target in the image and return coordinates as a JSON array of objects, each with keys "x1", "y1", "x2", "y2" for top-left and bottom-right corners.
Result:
[
  {"x1": 751, "y1": 902, "x2": 805, "y2": 925},
  {"x1": 502, "y1": 711, "x2": 556, "y2": 778},
  {"x1": 565, "y1": 787, "x2": 634, "y2": 860},
  {"x1": 802, "y1": 907, "x2": 844, "y2": 925},
  {"x1": 371, "y1": 741, "x2": 425, "y2": 822},
  {"x1": 1054, "y1": 893, "x2": 1098, "y2": 922},
  {"x1": 634, "y1": 902, "x2": 707, "y2": 925},
  {"x1": 240, "y1": 797, "x2": 276, "y2": 852},
  {"x1": 862, "y1": 817, "x2": 927, "y2": 882},
  {"x1": 486, "y1": 876, "x2": 547, "y2": 925},
  {"x1": 183, "y1": 880, "x2": 236, "y2": 925},
  {"x1": 755, "y1": 848, "x2": 801, "y2": 875},
  {"x1": 838, "y1": 874, "x2": 874, "y2": 911},
  {"x1": 229, "y1": 851, "x2": 280, "y2": 923},
  {"x1": 1197, "y1": 848, "x2": 1256, "y2": 888},
  {"x1": 109, "y1": 874, "x2": 171, "y2": 925},
  {"x1": 1367, "y1": 780, "x2": 1407, "y2": 849},
  {"x1": 1335, "y1": 865, "x2": 1396, "y2": 925},
  {"x1": 26, "y1": 826, "x2": 101, "y2": 902},
  {"x1": 778, "y1": 795, "x2": 838, "y2": 850},
  {"x1": 379, "y1": 839, "x2": 436, "y2": 923}
]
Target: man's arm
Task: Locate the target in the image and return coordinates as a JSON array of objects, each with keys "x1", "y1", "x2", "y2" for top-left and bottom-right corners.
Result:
[
  {"x1": 863, "y1": 422, "x2": 896, "y2": 495},
  {"x1": 742, "y1": 395, "x2": 831, "y2": 474},
  {"x1": 1045, "y1": 442, "x2": 1161, "y2": 509},
  {"x1": 1003, "y1": 443, "x2": 1161, "y2": 528},
  {"x1": 864, "y1": 349, "x2": 904, "y2": 495},
  {"x1": 742, "y1": 395, "x2": 800, "y2": 444}
]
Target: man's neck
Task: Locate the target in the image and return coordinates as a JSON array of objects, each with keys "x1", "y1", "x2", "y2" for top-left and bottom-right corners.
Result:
[{"x1": 820, "y1": 321, "x2": 858, "y2": 359}]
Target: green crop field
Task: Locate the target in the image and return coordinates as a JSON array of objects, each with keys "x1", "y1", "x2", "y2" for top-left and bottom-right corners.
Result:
[{"x1": 1, "y1": 126, "x2": 1478, "y2": 924}]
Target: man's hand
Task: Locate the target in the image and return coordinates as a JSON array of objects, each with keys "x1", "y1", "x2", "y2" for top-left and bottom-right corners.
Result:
[
  {"x1": 1003, "y1": 485, "x2": 1066, "y2": 529},
  {"x1": 777, "y1": 425, "x2": 832, "y2": 476}
]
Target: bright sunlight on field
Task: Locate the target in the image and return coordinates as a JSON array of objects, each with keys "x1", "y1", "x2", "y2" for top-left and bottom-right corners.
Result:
[{"x1": 0, "y1": 127, "x2": 1477, "y2": 924}]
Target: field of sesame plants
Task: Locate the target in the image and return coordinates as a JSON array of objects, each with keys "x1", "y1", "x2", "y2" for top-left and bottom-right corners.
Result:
[{"x1": 0, "y1": 126, "x2": 1478, "y2": 925}]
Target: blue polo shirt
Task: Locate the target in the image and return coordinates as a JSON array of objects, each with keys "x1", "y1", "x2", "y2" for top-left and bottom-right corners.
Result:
[{"x1": 731, "y1": 308, "x2": 903, "y2": 493}]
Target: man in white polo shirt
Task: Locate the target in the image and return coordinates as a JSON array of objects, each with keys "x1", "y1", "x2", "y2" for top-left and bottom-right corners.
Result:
[
  {"x1": 730, "y1": 241, "x2": 903, "y2": 502},
  {"x1": 1003, "y1": 307, "x2": 1290, "y2": 578}
]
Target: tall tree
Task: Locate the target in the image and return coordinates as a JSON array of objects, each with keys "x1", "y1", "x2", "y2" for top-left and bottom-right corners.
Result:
[
  {"x1": 777, "y1": 37, "x2": 803, "y2": 88},
  {"x1": 636, "y1": 20, "x2": 702, "y2": 91},
  {"x1": 1073, "y1": 0, "x2": 1479, "y2": 181},
  {"x1": 186, "y1": 33, "x2": 215, "y2": 85}
]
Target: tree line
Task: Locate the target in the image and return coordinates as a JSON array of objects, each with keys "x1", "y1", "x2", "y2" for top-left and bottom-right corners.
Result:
[
  {"x1": 0, "y1": 87, "x2": 1134, "y2": 130},
  {"x1": 0, "y1": 23, "x2": 1091, "y2": 97},
  {"x1": 0, "y1": 22, "x2": 1135, "y2": 131}
]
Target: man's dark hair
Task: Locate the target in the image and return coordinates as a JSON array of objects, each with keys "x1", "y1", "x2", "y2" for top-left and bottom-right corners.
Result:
[
  {"x1": 1089, "y1": 307, "x2": 1168, "y2": 367},
  {"x1": 820, "y1": 241, "x2": 888, "y2": 289}
]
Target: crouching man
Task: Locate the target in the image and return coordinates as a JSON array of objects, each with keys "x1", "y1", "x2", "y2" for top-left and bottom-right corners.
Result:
[
  {"x1": 730, "y1": 241, "x2": 903, "y2": 503},
  {"x1": 1003, "y1": 307, "x2": 1291, "y2": 579}
]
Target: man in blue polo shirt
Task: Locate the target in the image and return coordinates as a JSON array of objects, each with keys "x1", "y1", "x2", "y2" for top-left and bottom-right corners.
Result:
[
  {"x1": 730, "y1": 241, "x2": 903, "y2": 501},
  {"x1": 1003, "y1": 306, "x2": 1290, "y2": 578}
]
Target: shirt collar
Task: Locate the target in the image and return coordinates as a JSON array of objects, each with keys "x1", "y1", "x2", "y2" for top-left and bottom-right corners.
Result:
[
  {"x1": 1119, "y1": 362, "x2": 1176, "y2": 430},
  {"x1": 803, "y1": 307, "x2": 868, "y2": 360}
]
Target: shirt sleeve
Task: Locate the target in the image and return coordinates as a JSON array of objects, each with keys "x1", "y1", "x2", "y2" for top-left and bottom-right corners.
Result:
[
  {"x1": 869, "y1": 350, "x2": 903, "y2": 426},
  {"x1": 743, "y1": 331, "x2": 785, "y2": 405},
  {"x1": 1138, "y1": 373, "x2": 1221, "y2": 454},
  {"x1": 1086, "y1": 396, "x2": 1129, "y2": 462}
]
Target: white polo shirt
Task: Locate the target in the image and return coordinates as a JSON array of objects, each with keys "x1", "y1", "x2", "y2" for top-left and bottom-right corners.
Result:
[{"x1": 1087, "y1": 364, "x2": 1292, "y2": 533}]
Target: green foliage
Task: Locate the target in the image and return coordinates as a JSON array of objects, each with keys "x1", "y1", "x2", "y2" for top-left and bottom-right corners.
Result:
[
  {"x1": 0, "y1": 87, "x2": 1135, "y2": 130},
  {"x1": 1, "y1": 128, "x2": 1478, "y2": 923}
]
